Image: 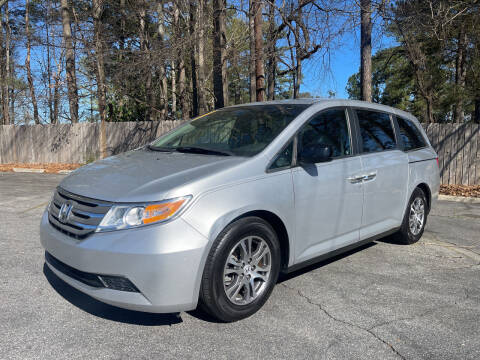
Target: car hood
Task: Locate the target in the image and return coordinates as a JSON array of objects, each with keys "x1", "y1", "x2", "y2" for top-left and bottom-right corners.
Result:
[{"x1": 59, "y1": 149, "x2": 246, "y2": 202}]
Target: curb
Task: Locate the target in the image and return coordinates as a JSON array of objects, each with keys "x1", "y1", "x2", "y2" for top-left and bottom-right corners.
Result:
[
  {"x1": 6, "y1": 168, "x2": 73, "y2": 175},
  {"x1": 13, "y1": 168, "x2": 45, "y2": 173},
  {"x1": 438, "y1": 194, "x2": 480, "y2": 204}
]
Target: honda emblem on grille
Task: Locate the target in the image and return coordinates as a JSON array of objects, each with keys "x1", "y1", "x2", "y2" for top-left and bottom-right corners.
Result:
[{"x1": 58, "y1": 201, "x2": 73, "y2": 223}]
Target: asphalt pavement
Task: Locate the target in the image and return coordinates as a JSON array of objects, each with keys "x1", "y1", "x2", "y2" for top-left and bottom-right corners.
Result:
[{"x1": 0, "y1": 172, "x2": 479, "y2": 359}]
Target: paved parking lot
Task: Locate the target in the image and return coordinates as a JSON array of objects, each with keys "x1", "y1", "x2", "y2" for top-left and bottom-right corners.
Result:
[{"x1": 1, "y1": 172, "x2": 479, "y2": 359}]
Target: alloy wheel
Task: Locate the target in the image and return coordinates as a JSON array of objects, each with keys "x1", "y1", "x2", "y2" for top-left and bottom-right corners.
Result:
[
  {"x1": 409, "y1": 197, "x2": 425, "y2": 236},
  {"x1": 223, "y1": 236, "x2": 272, "y2": 305}
]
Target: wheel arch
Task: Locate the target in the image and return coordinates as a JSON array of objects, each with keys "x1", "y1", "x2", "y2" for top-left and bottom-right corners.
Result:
[
  {"x1": 229, "y1": 210, "x2": 291, "y2": 272},
  {"x1": 416, "y1": 182, "x2": 432, "y2": 213}
]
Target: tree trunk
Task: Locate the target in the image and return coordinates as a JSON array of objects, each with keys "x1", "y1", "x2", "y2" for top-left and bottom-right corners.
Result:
[
  {"x1": 51, "y1": 33, "x2": 61, "y2": 126},
  {"x1": 53, "y1": 72, "x2": 60, "y2": 125},
  {"x1": 360, "y1": 0, "x2": 372, "y2": 102},
  {"x1": 189, "y1": 0, "x2": 198, "y2": 117},
  {"x1": 156, "y1": 0, "x2": 168, "y2": 120},
  {"x1": 60, "y1": 0, "x2": 78, "y2": 123},
  {"x1": 454, "y1": 25, "x2": 467, "y2": 123},
  {"x1": 293, "y1": 12, "x2": 301, "y2": 99},
  {"x1": 2, "y1": 1, "x2": 10, "y2": 124},
  {"x1": 0, "y1": 5, "x2": 5, "y2": 125},
  {"x1": 174, "y1": 4, "x2": 189, "y2": 119},
  {"x1": 179, "y1": 56, "x2": 188, "y2": 119},
  {"x1": 9, "y1": 51, "x2": 13, "y2": 122},
  {"x1": 45, "y1": 0, "x2": 54, "y2": 123},
  {"x1": 139, "y1": 3, "x2": 153, "y2": 121},
  {"x1": 25, "y1": 0, "x2": 39, "y2": 124},
  {"x1": 253, "y1": 0, "x2": 265, "y2": 101},
  {"x1": 474, "y1": 97, "x2": 480, "y2": 124},
  {"x1": 249, "y1": 0, "x2": 255, "y2": 102},
  {"x1": 171, "y1": 60, "x2": 176, "y2": 115},
  {"x1": 266, "y1": 1, "x2": 276, "y2": 100},
  {"x1": 213, "y1": 0, "x2": 227, "y2": 109},
  {"x1": 287, "y1": 31, "x2": 296, "y2": 98},
  {"x1": 426, "y1": 96, "x2": 435, "y2": 124},
  {"x1": 293, "y1": 50, "x2": 301, "y2": 98},
  {"x1": 196, "y1": 0, "x2": 207, "y2": 114},
  {"x1": 120, "y1": 0, "x2": 126, "y2": 50},
  {"x1": 93, "y1": 0, "x2": 107, "y2": 158}
]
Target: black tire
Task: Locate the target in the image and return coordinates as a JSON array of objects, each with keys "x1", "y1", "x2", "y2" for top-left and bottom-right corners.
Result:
[
  {"x1": 394, "y1": 187, "x2": 428, "y2": 245},
  {"x1": 199, "y1": 216, "x2": 281, "y2": 322}
]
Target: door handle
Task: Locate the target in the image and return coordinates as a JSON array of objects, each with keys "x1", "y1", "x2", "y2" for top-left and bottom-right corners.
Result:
[
  {"x1": 347, "y1": 175, "x2": 364, "y2": 184},
  {"x1": 362, "y1": 172, "x2": 377, "y2": 182}
]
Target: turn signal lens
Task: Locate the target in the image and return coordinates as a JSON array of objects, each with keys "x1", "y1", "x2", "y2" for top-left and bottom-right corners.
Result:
[{"x1": 143, "y1": 199, "x2": 188, "y2": 224}]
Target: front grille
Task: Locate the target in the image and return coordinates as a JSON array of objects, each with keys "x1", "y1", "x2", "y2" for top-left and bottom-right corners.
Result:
[
  {"x1": 48, "y1": 187, "x2": 111, "y2": 239},
  {"x1": 45, "y1": 252, "x2": 139, "y2": 292}
]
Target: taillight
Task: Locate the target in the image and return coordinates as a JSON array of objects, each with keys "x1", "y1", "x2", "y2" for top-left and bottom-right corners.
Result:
[{"x1": 436, "y1": 157, "x2": 439, "y2": 167}]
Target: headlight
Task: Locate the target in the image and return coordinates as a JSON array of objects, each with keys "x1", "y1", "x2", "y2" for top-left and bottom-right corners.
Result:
[
  {"x1": 47, "y1": 193, "x2": 55, "y2": 212},
  {"x1": 96, "y1": 196, "x2": 191, "y2": 232}
]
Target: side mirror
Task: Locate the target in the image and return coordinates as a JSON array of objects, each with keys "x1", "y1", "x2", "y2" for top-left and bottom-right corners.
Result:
[{"x1": 298, "y1": 144, "x2": 333, "y2": 164}]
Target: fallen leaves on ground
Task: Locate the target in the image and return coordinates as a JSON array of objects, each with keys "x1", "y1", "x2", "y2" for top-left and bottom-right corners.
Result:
[
  {"x1": 0, "y1": 163, "x2": 83, "y2": 174},
  {"x1": 440, "y1": 184, "x2": 480, "y2": 198}
]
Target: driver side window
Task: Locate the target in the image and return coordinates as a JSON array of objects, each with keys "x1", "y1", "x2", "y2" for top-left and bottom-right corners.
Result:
[{"x1": 298, "y1": 108, "x2": 351, "y2": 158}]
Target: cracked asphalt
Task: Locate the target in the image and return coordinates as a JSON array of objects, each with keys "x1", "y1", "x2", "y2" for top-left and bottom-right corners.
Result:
[{"x1": 1, "y1": 172, "x2": 479, "y2": 360}]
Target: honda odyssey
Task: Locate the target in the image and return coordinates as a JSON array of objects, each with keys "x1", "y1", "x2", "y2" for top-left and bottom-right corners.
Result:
[{"x1": 40, "y1": 99, "x2": 440, "y2": 322}]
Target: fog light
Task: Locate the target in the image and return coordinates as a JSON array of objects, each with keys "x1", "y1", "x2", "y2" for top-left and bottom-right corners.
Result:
[{"x1": 98, "y1": 275, "x2": 140, "y2": 292}]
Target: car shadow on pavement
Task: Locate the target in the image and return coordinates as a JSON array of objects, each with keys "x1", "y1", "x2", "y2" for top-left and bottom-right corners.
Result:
[
  {"x1": 43, "y1": 264, "x2": 182, "y2": 326},
  {"x1": 375, "y1": 233, "x2": 407, "y2": 245},
  {"x1": 278, "y1": 242, "x2": 377, "y2": 283}
]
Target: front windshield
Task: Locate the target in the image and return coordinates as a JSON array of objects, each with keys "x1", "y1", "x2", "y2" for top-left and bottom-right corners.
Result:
[{"x1": 150, "y1": 104, "x2": 309, "y2": 157}]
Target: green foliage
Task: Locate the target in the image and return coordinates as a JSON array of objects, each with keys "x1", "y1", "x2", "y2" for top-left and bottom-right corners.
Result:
[{"x1": 347, "y1": 47, "x2": 414, "y2": 108}]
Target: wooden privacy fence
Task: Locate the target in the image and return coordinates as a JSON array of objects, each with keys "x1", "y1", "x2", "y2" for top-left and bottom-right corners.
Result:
[
  {"x1": 0, "y1": 121, "x2": 182, "y2": 165},
  {"x1": 423, "y1": 123, "x2": 480, "y2": 186},
  {"x1": 0, "y1": 121, "x2": 479, "y2": 185}
]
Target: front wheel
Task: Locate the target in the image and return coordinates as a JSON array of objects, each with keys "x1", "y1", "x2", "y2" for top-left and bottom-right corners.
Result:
[
  {"x1": 394, "y1": 187, "x2": 428, "y2": 245},
  {"x1": 199, "y1": 217, "x2": 281, "y2": 322}
]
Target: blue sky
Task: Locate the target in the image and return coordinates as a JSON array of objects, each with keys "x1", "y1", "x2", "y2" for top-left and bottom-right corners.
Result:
[{"x1": 300, "y1": 29, "x2": 396, "y2": 99}]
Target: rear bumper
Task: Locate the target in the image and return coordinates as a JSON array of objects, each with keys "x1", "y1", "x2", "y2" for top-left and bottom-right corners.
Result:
[{"x1": 40, "y1": 210, "x2": 209, "y2": 313}]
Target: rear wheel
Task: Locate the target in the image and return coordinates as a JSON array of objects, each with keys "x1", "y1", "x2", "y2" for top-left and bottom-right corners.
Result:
[
  {"x1": 199, "y1": 217, "x2": 281, "y2": 322},
  {"x1": 394, "y1": 187, "x2": 428, "y2": 245}
]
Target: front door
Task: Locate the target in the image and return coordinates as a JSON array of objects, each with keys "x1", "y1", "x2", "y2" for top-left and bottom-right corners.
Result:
[{"x1": 293, "y1": 108, "x2": 364, "y2": 264}]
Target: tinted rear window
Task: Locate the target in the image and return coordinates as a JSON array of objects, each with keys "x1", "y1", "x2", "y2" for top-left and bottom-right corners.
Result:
[
  {"x1": 396, "y1": 117, "x2": 426, "y2": 151},
  {"x1": 356, "y1": 110, "x2": 396, "y2": 153}
]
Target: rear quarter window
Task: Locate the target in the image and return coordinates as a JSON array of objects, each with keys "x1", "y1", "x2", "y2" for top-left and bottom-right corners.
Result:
[{"x1": 396, "y1": 117, "x2": 426, "y2": 151}]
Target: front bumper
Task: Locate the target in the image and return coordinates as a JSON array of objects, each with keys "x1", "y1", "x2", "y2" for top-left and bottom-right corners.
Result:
[{"x1": 40, "y1": 210, "x2": 209, "y2": 313}]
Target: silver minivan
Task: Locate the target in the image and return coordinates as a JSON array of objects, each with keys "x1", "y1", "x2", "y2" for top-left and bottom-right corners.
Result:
[{"x1": 41, "y1": 99, "x2": 440, "y2": 322}]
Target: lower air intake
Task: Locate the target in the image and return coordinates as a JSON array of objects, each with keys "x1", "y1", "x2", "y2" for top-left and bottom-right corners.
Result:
[{"x1": 45, "y1": 252, "x2": 139, "y2": 293}]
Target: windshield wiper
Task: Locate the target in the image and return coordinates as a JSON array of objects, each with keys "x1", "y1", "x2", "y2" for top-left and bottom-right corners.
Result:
[
  {"x1": 174, "y1": 146, "x2": 233, "y2": 156},
  {"x1": 147, "y1": 145, "x2": 175, "y2": 152}
]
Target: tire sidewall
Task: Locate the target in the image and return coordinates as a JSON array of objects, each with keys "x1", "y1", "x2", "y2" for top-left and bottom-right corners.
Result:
[
  {"x1": 404, "y1": 188, "x2": 428, "y2": 243},
  {"x1": 203, "y1": 217, "x2": 281, "y2": 321}
]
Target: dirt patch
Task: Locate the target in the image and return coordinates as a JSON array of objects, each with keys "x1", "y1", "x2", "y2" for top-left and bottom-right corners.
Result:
[
  {"x1": 0, "y1": 163, "x2": 83, "y2": 174},
  {"x1": 440, "y1": 184, "x2": 480, "y2": 198}
]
